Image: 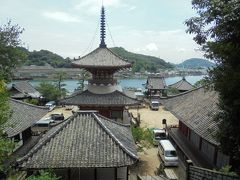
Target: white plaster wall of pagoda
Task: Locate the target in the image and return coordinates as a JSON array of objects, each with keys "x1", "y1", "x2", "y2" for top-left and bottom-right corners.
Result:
[{"x1": 87, "y1": 84, "x2": 123, "y2": 94}]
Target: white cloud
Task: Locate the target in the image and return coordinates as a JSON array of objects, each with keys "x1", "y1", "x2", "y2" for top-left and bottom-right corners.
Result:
[
  {"x1": 145, "y1": 43, "x2": 158, "y2": 51},
  {"x1": 43, "y1": 11, "x2": 81, "y2": 23},
  {"x1": 74, "y1": 0, "x2": 130, "y2": 15}
]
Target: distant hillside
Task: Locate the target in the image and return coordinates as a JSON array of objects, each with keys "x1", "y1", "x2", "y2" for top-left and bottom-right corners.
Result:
[
  {"x1": 110, "y1": 47, "x2": 173, "y2": 72},
  {"x1": 20, "y1": 48, "x2": 71, "y2": 68},
  {"x1": 177, "y1": 58, "x2": 215, "y2": 68},
  {"x1": 20, "y1": 47, "x2": 173, "y2": 71}
]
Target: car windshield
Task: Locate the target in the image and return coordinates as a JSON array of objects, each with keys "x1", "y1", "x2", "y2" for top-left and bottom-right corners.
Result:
[
  {"x1": 155, "y1": 133, "x2": 166, "y2": 140},
  {"x1": 165, "y1": 150, "x2": 177, "y2": 157},
  {"x1": 152, "y1": 103, "x2": 159, "y2": 107}
]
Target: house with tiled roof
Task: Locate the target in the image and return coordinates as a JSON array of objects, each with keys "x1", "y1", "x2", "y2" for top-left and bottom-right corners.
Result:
[
  {"x1": 9, "y1": 81, "x2": 41, "y2": 100},
  {"x1": 168, "y1": 77, "x2": 194, "y2": 92},
  {"x1": 5, "y1": 99, "x2": 48, "y2": 155},
  {"x1": 160, "y1": 87, "x2": 230, "y2": 169},
  {"x1": 146, "y1": 76, "x2": 166, "y2": 98},
  {"x1": 61, "y1": 6, "x2": 140, "y2": 121},
  {"x1": 18, "y1": 111, "x2": 138, "y2": 180}
]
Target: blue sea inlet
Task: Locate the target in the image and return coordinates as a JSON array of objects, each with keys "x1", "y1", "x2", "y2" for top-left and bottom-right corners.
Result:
[{"x1": 24, "y1": 75, "x2": 205, "y2": 93}]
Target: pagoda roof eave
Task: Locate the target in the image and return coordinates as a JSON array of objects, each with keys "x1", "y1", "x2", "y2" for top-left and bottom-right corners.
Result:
[
  {"x1": 72, "y1": 47, "x2": 132, "y2": 68},
  {"x1": 60, "y1": 90, "x2": 141, "y2": 107}
]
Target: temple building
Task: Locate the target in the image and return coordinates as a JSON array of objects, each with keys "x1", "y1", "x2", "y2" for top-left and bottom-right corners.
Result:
[
  {"x1": 18, "y1": 111, "x2": 138, "y2": 180},
  {"x1": 61, "y1": 7, "x2": 140, "y2": 120},
  {"x1": 145, "y1": 75, "x2": 166, "y2": 98},
  {"x1": 160, "y1": 86, "x2": 230, "y2": 169},
  {"x1": 168, "y1": 77, "x2": 194, "y2": 92}
]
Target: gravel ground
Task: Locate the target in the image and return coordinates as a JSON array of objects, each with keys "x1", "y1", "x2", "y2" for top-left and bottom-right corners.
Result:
[{"x1": 129, "y1": 106, "x2": 179, "y2": 129}]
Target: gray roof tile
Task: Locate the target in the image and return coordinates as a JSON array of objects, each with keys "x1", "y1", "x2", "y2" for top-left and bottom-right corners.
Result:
[
  {"x1": 11, "y1": 81, "x2": 41, "y2": 98},
  {"x1": 18, "y1": 112, "x2": 138, "y2": 169},
  {"x1": 160, "y1": 87, "x2": 219, "y2": 145},
  {"x1": 73, "y1": 47, "x2": 131, "y2": 68},
  {"x1": 61, "y1": 90, "x2": 140, "y2": 106},
  {"x1": 168, "y1": 78, "x2": 194, "y2": 91},
  {"x1": 5, "y1": 99, "x2": 48, "y2": 137},
  {"x1": 146, "y1": 76, "x2": 166, "y2": 90}
]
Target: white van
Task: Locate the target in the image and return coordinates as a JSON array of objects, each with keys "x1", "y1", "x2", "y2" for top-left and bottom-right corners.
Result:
[
  {"x1": 158, "y1": 140, "x2": 178, "y2": 166},
  {"x1": 150, "y1": 100, "x2": 160, "y2": 110}
]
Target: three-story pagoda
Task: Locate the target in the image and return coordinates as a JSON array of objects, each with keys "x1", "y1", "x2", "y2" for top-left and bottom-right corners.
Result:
[{"x1": 62, "y1": 6, "x2": 140, "y2": 120}]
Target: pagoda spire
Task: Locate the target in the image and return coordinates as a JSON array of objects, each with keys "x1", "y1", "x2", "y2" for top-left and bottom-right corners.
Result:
[{"x1": 99, "y1": 6, "x2": 107, "y2": 48}]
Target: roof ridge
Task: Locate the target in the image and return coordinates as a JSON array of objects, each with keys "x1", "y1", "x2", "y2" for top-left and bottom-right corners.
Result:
[
  {"x1": 9, "y1": 98, "x2": 48, "y2": 110},
  {"x1": 92, "y1": 113, "x2": 138, "y2": 160},
  {"x1": 115, "y1": 90, "x2": 142, "y2": 102},
  {"x1": 76, "y1": 47, "x2": 99, "y2": 61},
  {"x1": 97, "y1": 113, "x2": 130, "y2": 127},
  {"x1": 168, "y1": 79, "x2": 182, "y2": 87},
  {"x1": 107, "y1": 48, "x2": 131, "y2": 65},
  {"x1": 161, "y1": 85, "x2": 208, "y2": 99},
  {"x1": 17, "y1": 115, "x2": 75, "y2": 164}
]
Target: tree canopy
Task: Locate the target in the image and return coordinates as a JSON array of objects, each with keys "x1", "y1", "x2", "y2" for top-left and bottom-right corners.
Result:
[
  {"x1": 0, "y1": 21, "x2": 26, "y2": 81},
  {"x1": 186, "y1": 0, "x2": 240, "y2": 168}
]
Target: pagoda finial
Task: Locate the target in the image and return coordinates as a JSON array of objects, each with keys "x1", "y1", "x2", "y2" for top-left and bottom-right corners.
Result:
[{"x1": 99, "y1": 6, "x2": 107, "y2": 48}]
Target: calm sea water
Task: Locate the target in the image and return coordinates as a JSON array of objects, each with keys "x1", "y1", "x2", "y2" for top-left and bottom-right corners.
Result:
[{"x1": 11, "y1": 75, "x2": 205, "y2": 93}]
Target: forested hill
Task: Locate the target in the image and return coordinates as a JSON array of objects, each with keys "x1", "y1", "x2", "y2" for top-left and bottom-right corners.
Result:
[
  {"x1": 20, "y1": 47, "x2": 173, "y2": 72},
  {"x1": 177, "y1": 58, "x2": 215, "y2": 68},
  {"x1": 110, "y1": 47, "x2": 174, "y2": 72},
  {"x1": 21, "y1": 47, "x2": 71, "y2": 68}
]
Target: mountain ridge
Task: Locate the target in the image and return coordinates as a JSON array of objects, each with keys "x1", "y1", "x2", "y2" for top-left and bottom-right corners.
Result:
[{"x1": 177, "y1": 58, "x2": 215, "y2": 68}]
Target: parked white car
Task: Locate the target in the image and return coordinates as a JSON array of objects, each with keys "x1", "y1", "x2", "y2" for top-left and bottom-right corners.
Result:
[
  {"x1": 158, "y1": 139, "x2": 178, "y2": 166},
  {"x1": 45, "y1": 101, "x2": 56, "y2": 111}
]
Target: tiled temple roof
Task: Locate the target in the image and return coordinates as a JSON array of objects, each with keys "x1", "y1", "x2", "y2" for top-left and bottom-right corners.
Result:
[
  {"x1": 5, "y1": 99, "x2": 48, "y2": 137},
  {"x1": 10, "y1": 81, "x2": 41, "y2": 98},
  {"x1": 18, "y1": 111, "x2": 138, "y2": 169},
  {"x1": 146, "y1": 76, "x2": 166, "y2": 90},
  {"x1": 160, "y1": 87, "x2": 220, "y2": 145},
  {"x1": 60, "y1": 90, "x2": 140, "y2": 107},
  {"x1": 168, "y1": 77, "x2": 194, "y2": 91},
  {"x1": 72, "y1": 47, "x2": 131, "y2": 69}
]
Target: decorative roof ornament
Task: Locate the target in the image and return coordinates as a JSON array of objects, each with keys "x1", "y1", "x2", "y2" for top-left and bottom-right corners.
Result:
[{"x1": 100, "y1": 6, "x2": 107, "y2": 48}]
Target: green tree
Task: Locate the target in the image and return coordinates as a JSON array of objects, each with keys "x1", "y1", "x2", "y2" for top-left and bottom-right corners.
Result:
[
  {"x1": 54, "y1": 71, "x2": 67, "y2": 96},
  {"x1": 186, "y1": 0, "x2": 240, "y2": 167},
  {"x1": 131, "y1": 126, "x2": 153, "y2": 151},
  {"x1": 0, "y1": 80, "x2": 15, "y2": 173},
  {"x1": 167, "y1": 87, "x2": 180, "y2": 96},
  {"x1": 36, "y1": 82, "x2": 63, "y2": 101},
  {"x1": 0, "y1": 20, "x2": 26, "y2": 81},
  {"x1": 26, "y1": 170, "x2": 59, "y2": 180},
  {"x1": 194, "y1": 78, "x2": 209, "y2": 87}
]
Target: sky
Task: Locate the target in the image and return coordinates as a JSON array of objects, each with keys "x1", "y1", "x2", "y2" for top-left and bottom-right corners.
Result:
[{"x1": 0, "y1": 0, "x2": 204, "y2": 63}]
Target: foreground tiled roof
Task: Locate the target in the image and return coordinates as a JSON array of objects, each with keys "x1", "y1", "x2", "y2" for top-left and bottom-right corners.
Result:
[
  {"x1": 18, "y1": 111, "x2": 138, "y2": 169},
  {"x1": 168, "y1": 77, "x2": 194, "y2": 91},
  {"x1": 61, "y1": 90, "x2": 140, "y2": 106},
  {"x1": 72, "y1": 47, "x2": 131, "y2": 68},
  {"x1": 5, "y1": 99, "x2": 48, "y2": 137},
  {"x1": 146, "y1": 76, "x2": 166, "y2": 90},
  {"x1": 11, "y1": 81, "x2": 41, "y2": 98},
  {"x1": 160, "y1": 87, "x2": 219, "y2": 145}
]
